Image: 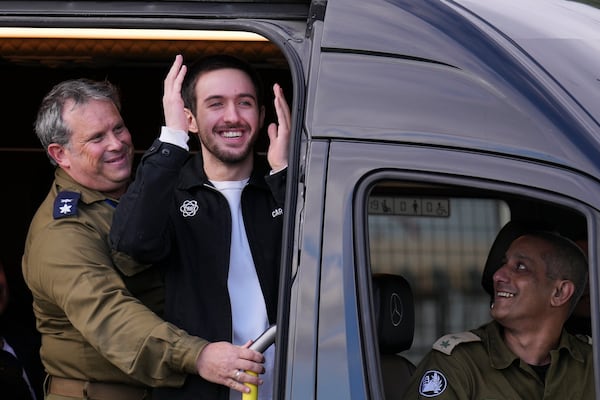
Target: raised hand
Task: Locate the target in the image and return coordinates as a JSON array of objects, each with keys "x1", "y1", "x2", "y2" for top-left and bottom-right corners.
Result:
[
  {"x1": 163, "y1": 54, "x2": 189, "y2": 132},
  {"x1": 267, "y1": 83, "x2": 291, "y2": 172}
]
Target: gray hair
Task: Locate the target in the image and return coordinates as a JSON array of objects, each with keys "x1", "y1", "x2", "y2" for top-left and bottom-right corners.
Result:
[{"x1": 34, "y1": 78, "x2": 121, "y2": 166}]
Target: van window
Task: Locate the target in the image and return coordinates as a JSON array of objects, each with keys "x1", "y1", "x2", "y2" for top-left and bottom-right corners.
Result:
[
  {"x1": 366, "y1": 181, "x2": 589, "y2": 366},
  {"x1": 0, "y1": 28, "x2": 291, "y2": 274}
]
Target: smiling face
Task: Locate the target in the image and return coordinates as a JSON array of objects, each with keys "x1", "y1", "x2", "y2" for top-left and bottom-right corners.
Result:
[
  {"x1": 491, "y1": 235, "x2": 558, "y2": 328},
  {"x1": 48, "y1": 99, "x2": 134, "y2": 198},
  {"x1": 187, "y1": 68, "x2": 265, "y2": 178}
]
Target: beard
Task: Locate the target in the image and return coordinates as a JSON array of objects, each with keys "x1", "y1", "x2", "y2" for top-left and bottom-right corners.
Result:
[
  {"x1": 199, "y1": 126, "x2": 257, "y2": 164},
  {"x1": 210, "y1": 144, "x2": 253, "y2": 164}
]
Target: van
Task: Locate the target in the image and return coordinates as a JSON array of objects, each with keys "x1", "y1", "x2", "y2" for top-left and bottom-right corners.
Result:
[{"x1": 2, "y1": 0, "x2": 599, "y2": 398}]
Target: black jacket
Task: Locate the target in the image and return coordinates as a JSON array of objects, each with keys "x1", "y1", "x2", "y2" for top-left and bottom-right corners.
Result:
[{"x1": 110, "y1": 139, "x2": 286, "y2": 399}]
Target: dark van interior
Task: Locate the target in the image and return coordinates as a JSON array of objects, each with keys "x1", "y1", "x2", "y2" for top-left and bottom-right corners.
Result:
[{"x1": 0, "y1": 33, "x2": 291, "y2": 321}]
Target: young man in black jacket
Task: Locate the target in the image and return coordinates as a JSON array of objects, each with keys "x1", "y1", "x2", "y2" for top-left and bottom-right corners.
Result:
[{"x1": 111, "y1": 54, "x2": 290, "y2": 400}]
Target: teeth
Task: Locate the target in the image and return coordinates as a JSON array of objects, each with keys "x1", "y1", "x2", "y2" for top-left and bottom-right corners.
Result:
[
  {"x1": 497, "y1": 291, "x2": 514, "y2": 298},
  {"x1": 222, "y1": 131, "x2": 242, "y2": 138}
]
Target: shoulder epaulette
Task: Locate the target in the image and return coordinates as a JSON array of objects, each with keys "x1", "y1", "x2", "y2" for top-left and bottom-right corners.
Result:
[
  {"x1": 576, "y1": 334, "x2": 593, "y2": 345},
  {"x1": 53, "y1": 191, "x2": 81, "y2": 219},
  {"x1": 432, "y1": 331, "x2": 481, "y2": 355}
]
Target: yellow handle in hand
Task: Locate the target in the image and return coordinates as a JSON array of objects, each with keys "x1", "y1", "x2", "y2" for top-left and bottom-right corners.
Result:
[{"x1": 242, "y1": 370, "x2": 258, "y2": 400}]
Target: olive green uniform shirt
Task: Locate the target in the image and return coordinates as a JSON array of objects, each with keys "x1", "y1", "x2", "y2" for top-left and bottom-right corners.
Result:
[
  {"x1": 22, "y1": 168, "x2": 208, "y2": 387},
  {"x1": 403, "y1": 320, "x2": 594, "y2": 399}
]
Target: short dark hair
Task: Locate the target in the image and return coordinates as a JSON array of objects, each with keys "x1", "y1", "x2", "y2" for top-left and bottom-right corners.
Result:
[
  {"x1": 181, "y1": 54, "x2": 264, "y2": 115},
  {"x1": 526, "y1": 231, "x2": 589, "y2": 315}
]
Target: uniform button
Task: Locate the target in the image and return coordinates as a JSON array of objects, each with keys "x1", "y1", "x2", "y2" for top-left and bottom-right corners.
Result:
[{"x1": 161, "y1": 148, "x2": 171, "y2": 156}]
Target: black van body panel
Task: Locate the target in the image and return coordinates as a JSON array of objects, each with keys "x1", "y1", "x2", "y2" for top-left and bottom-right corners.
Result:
[
  {"x1": 1, "y1": 0, "x2": 600, "y2": 399},
  {"x1": 0, "y1": 1, "x2": 310, "y2": 20},
  {"x1": 314, "y1": 140, "x2": 600, "y2": 398},
  {"x1": 318, "y1": 0, "x2": 600, "y2": 180}
]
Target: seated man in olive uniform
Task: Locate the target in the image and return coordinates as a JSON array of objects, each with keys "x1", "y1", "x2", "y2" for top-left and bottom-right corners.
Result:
[{"x1": 403, "y1": 231, "x2": 594, "y2": 399}]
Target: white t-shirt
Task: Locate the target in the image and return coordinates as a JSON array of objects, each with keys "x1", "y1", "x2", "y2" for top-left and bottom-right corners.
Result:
[{"x1": 211, "y1": 179, "x2": 274, "y2": 400}]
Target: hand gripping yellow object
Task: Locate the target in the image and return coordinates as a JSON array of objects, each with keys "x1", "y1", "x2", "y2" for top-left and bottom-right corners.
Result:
[
  {"x1": 242, "y1": 371, "x2": 259, "y2": 400},
  {"x1": 242, "y1": 325, "x2": 277, "y2": 400}
]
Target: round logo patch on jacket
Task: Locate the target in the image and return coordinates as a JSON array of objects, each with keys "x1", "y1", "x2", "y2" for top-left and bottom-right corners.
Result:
[
  {"x1": 418, "y1": 370, "x2": 447, "y2": 397},
  {"x1": 180, "y1": 199, "x2": 199, "y2": 217}
]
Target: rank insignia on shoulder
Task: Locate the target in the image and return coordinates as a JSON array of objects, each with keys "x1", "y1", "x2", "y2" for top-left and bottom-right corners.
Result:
[
  {"x1": 53, "y1": 191, "x2": 81, "y2": 219},
  {"x1": 432, "y1": 331, "x2": 481, "y2": 355}
]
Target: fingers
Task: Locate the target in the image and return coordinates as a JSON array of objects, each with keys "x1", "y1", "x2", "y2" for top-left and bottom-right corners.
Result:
[
  {"x1": 232, "y1": 369, "x2": 258, "y2": 384},
  {"x1": 227, "y1": 370, "x2": 260, "y2": 394},
  {"x1": 267, "y1": 83, "x2": 291, "y2": 171},
  {"x1": 163, "y1": 54, "x2": 186, "y2": 101},
  {"x1": 237, "y1": 350, "x2": 266, "y2": 373},
  {"x1": 196, "y1": 342, "x2": 265, "y2": 393},
  {"x1": 226, "y1": 361, "x2": 264, "y2": 394},
  {"x1": 273, "y1": 83, "x2": 291, "y2": 136},
  {"x1": 268, "y1": 83, "x2": 291, "y2": 140},
  {"x1": 165, "y1": 54, "x2": 184, "y2": 86},
  {"x1": 228, "y1": 369, "x2": 247, "y2": 393},
  {"x1": 163, "y1": 54, "x2": 189, "y2": 131}
]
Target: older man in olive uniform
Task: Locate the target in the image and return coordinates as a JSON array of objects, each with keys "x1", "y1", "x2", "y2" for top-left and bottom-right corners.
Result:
[
  {"x1": 22, "y1": 78, "x2": 265, "y2": 400},
  {"x1": 403, "y1": 231, "x2": 594, "y2": 399}
]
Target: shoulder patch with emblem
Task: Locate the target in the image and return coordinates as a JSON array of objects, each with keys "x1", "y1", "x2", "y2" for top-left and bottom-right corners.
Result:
[
  {"x1": 432, "y1": 331, "x2": 481, "y2": 355},
  {"x1": 53, "y1": 191, "x2": 81, "y2": 219},
  {"x1": 418, "y1": 369, "x2": 447, "y2": 397}
]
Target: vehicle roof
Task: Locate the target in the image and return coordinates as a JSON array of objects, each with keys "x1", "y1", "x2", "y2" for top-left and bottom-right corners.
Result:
[
  {"x1": 452, "y1": 0, "x2": 600, "y2": 132},
  {"x1": 317, "y1": 0, "x2": 600, "y2": 182}
]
